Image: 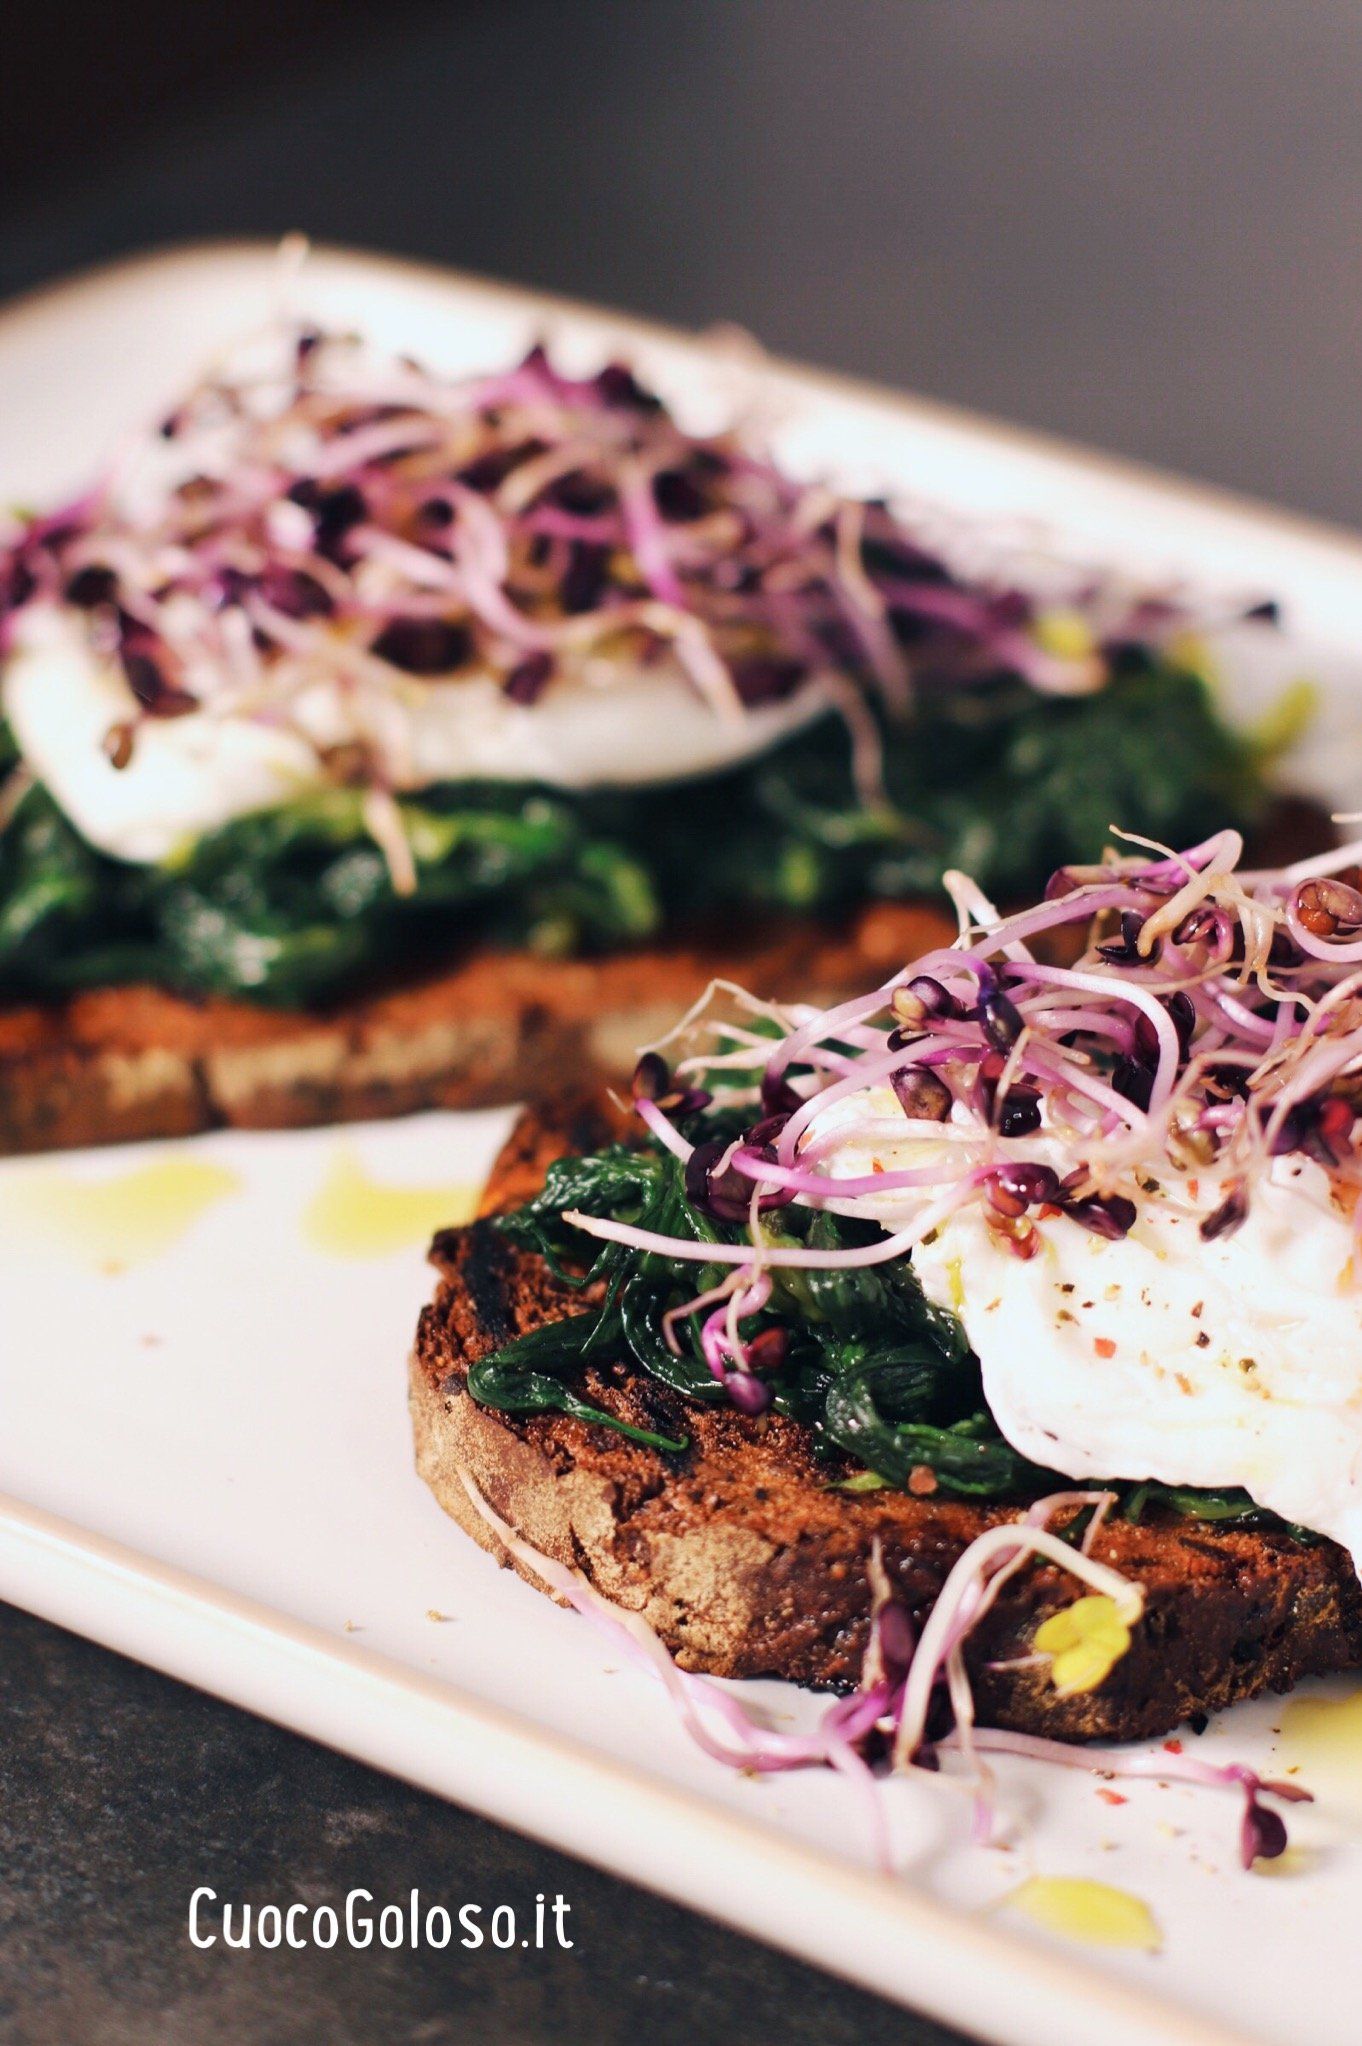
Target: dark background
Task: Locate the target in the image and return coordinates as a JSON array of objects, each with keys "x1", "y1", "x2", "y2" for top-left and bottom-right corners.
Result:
[
  {"x1": 2, "y1": 5, "x2": 1356, "y2": 2043},
  {"x1": 5, "y1": 0, "x2": 1362, "y2": 524}
]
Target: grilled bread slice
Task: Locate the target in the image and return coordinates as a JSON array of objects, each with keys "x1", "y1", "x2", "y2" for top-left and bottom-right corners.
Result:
[
  {"x1": 0, "y1": 899, "x2": 950, "y2": 1154},
  {"x1": 410, "y1": 1098, "x2": 1362, "y2": 1743},
  {"x1": 2, "y1": 800, "x2": 1330, "y2": 1156}
]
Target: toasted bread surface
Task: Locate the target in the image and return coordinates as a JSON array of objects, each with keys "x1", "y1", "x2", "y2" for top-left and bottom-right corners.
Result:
[
  {"x1": 410, "y1": 1099, "x2": 1362, "y2": 1742},
  {"x1": 2, "y1": 796, "x2": 1332, "y2": 1155},
  {"x1": 0, "y1": 901, "x2": 951, "y2": 1153}
]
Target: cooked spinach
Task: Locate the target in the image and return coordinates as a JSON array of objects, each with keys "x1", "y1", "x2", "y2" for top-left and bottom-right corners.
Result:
[
  {"x1": 478, "y1": 1112, "x2": 1308, "y2": 1535},
  {"x1": 0, "y1": 652, "x2": 1265, "y2": 1004},
  {"x1": 1119, "y1": 1478, "x2": 1317, "y2": 1539},
  {"x1": 0, "y1": 780, "x2": 660, "y2": 1006},
  {"x1": 466, "y1": 1316, "x2": 688, "y2": 1454},
  {"x1": 486, "y1": 1118, "x2": 1060, "y2": 1490}
]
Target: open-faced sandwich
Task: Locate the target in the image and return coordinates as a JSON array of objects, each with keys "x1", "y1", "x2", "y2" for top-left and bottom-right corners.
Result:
[
  {"x1": 0, "y1": 320, "x2": 1282, "y2": 1151},
  {"x1": 412, "y1": 823, "x2": 1362, "y2": 1859}
]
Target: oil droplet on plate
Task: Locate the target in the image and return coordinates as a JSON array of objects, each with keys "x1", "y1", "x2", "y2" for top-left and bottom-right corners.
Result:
[
  {"x1": 1002, "y1": 1876, "x2": 1162, "y2": 1953},
  {"x1": 1251, "y1": 1844, "x2": 1315, "y2": 1879},
  {"x1": 0, "y1": 1156, "x2": 239, "y2": 1267},
  {"x1": 1279, "y1": 1685, "x2": 1362, "y2": 1817},
  {"x1": 303, "y1": 1146, "x2": 477, "y2": 1258}
]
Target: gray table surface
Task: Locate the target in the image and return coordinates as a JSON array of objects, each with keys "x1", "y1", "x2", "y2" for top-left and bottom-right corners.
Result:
[{"x1": 4, "y1": 4, "x2": 1360, "y2": 2040}]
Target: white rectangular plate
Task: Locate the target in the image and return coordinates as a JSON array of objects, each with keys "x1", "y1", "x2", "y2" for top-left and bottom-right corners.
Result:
[{"x1": 5, "y1": 245, "x2": 1362, "y2": 2046}]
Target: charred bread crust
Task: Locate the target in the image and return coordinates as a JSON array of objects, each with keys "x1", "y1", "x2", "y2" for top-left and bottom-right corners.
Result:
[
  {"x1": 0, "y1": 900, "x2": 950, "y2": 1154},
  {"x1": 410, "y1": 1099, "x2": 1362, "y2": 1742}
]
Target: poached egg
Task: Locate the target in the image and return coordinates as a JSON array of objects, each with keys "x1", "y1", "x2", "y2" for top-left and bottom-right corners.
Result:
[
  {"x1": 808, "y1": 1083, "x2": 1362, "y2": 1570},
  {"x1": 2, "y1": 609, "x2": 832, "y2": 865}
]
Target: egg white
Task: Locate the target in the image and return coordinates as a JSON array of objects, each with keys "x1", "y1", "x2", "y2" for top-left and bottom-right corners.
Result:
[
  {"x1": 2, "y1": 609, "x2": 832, "y2": 865},
  {"x1": 809, "y1": 1083, "x2": 1362, "y2": 1571}
]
